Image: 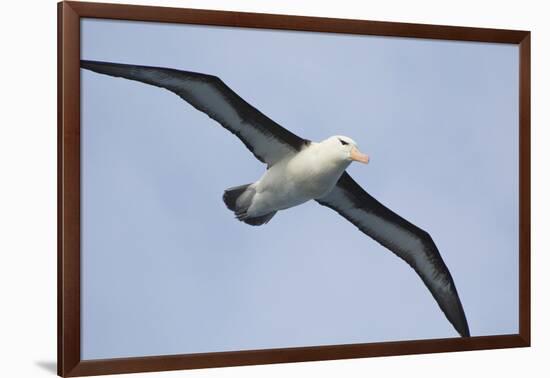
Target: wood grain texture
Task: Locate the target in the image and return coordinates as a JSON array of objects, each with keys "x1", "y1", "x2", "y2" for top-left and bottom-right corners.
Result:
[
  {"x1": 58, "y1": 1, "x2": 531, "y2": 376},
  {"x1": 68, "y1": 335, "x2": 525, "y2": 377},
  {"x1": 58, "y1": 2, "x2": 81, "y2": 376},
  {"x1": 518, "y1": 33, "x2": 531, "y2": 346},
  {"x1": 67, "y1": 1, "x2": 527, "y2": 43}
]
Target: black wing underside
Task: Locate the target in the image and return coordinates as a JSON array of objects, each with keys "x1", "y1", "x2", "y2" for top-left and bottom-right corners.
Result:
[
  {"x1": 317, "y1": 172, "x2": 470, "y2": 337},
  {"x1": 80, "y1": 60, "x2": 309, "y2": 166}
]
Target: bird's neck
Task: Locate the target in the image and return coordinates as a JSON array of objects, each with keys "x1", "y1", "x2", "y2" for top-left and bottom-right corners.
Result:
[{"x1": 309, "y1": 145, "x2": 351, "y2": 180}]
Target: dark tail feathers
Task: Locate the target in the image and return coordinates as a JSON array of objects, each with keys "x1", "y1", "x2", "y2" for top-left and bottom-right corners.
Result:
[{"x1": 222, "y1": 184, "x2": 276, "y2": 226}]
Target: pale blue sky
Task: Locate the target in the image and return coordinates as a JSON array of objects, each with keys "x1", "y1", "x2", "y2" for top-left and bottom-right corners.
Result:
[{"x1": 81, "y1": 18, "x2": 519, "y2": 360}]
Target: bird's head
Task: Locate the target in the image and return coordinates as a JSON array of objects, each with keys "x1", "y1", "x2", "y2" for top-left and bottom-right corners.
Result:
[{"x1": 323, "y1": 135, "x2": 370, "y2": 165}]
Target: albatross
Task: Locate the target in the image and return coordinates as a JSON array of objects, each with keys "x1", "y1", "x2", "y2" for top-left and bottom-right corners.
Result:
[{"x1": 81, "y1": 60, "x2": 470, "y2": 337}]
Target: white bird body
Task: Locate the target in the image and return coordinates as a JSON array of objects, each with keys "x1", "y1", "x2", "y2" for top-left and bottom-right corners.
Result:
[{"x1": 247, "y1": 139, "x2": 354, "y2": 217}]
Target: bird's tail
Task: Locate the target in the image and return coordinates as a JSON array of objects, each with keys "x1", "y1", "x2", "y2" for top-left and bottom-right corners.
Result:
[{"x1": 223, "y1": 183, "x2": 276, "y2": 226}]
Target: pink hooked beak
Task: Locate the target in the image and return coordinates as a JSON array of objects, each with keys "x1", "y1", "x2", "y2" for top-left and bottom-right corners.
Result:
[{"x1": 350, "y1": 147, "x2": 370, "y2": 164}]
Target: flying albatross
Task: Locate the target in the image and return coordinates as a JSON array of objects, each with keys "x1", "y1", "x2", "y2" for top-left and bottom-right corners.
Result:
[{"x1": 81, "y1": 60, "x2": 470, "y2": 337}]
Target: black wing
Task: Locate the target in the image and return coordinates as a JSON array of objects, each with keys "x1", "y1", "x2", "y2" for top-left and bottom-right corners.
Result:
[
  {"x1": 81, "y1": 60, "x2": 309, "y2": 166},
  {"x1": 317, "y1": 172, "x2": 470, "y2": 337}
]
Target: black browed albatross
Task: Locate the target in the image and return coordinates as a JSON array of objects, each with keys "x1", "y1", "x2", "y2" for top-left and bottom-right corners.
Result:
[{"x1": 81, "y1": 60, "x2": 470, "y2": 338}]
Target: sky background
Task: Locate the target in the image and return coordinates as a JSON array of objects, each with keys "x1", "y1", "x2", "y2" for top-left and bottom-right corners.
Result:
[{"x1": 81, "y1": 18, "x2": 519, "y2": 360}]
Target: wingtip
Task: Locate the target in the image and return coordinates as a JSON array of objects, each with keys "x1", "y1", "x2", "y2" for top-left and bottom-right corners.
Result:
[
  {"x1": 80, "y1": 59, "x2": 108, "y2": 70},
  {"x1": 450, "y1": 306, "x2": 471, "y2": 337},
  {"x1": 80, "y1": 59, "x2": 94, "y2": 67},
  {"x1": 459, "y1": 323, "x2": 471, "y2": 338},
  {"x1": 80, "y1": 59, "x2": 101, "y2": 72}
]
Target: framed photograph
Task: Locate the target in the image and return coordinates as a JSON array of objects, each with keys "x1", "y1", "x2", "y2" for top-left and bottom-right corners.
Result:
[{"x1": 58, "y1": 1, "x2": 530, "y2": 376}]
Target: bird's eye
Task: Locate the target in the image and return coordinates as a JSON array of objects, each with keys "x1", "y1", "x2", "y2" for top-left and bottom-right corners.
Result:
[{"x1": 339, "y1": 139, "x2": 349, "y2": 146}]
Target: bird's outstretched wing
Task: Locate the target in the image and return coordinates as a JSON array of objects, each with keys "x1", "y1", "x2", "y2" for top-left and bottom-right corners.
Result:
[
  {"x1": 316, "y1": 172, "x2": 470, "y2": 337},
  {"x1": 81, "y1": 60, "x2": 309, "y2": 166}
]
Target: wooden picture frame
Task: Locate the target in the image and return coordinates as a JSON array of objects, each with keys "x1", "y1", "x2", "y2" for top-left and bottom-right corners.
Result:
[{"x1": 58, "y1": 1, "x2": 530, "y2": 376}]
